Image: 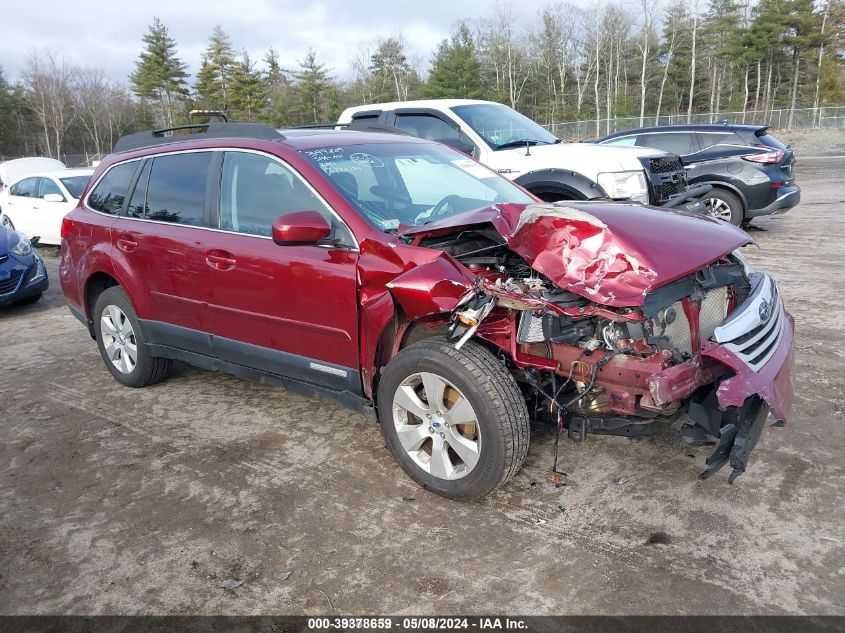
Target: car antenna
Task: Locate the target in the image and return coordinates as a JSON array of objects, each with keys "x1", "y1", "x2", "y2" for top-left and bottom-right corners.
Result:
[{"x1": 525, "y1": 139, "x2": 531, "y2": 156}]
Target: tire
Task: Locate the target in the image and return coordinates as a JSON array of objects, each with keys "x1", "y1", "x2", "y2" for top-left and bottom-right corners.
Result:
[
  {"x1": 377, "y1": 336, "x2": 530, "y2": 500},
  {"x1": 93, "y1": 286, "x2": 172, "y2": 388},
  {"x1": 703, "y1": 189, "x2": 744, "y2": 226},
  {"x1": 13, "y1": 292, "x2": 42, "y2": 306}
]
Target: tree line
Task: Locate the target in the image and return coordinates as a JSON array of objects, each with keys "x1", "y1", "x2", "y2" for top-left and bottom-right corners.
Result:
[{"x1": 1, "y1": 0, "x2": 843, "y2": 160}]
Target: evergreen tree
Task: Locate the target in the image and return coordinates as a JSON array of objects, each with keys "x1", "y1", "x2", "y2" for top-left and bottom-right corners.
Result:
[
  {"x1": 294, "y1": 48, "x2": 332, "y2": 124},
  {"x1": 263, "y1": 48, "x2": 295, "y2": 126},
  {"x1": 228, "y1": 51, "x2": 268, "y2": 120},
  {"x1": 425, "y1": 24, "x2": 483, "y2": 99},
  {"x1": 129, "y1": 17, "x2": 189, "y2": 126},
  {"x1": 194, "y1": 25, "x2": 235, "y2": 112},
  {"x1": 369, "y1": 37, "x2": 414, "y2": 101}
]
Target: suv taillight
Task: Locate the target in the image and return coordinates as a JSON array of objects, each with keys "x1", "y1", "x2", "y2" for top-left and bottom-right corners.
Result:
[
  {"x1": 60, "y1": 217, "x2": 74, "y2": 239},
  {"x1": 742, "y1": 148, "x2": 784, "y2": 164}
]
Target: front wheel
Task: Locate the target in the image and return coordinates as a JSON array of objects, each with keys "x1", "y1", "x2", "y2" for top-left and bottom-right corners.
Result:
[
  {"x1": 703, "y1": 189, "x2": 743, "y2": 226},
  {"x1": 377, "y1": 336, "x2": 530, "y2": 500}
]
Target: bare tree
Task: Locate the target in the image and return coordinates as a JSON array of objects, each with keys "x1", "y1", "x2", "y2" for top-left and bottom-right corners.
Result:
[
  {"x1": 22, "y1": 51, "x2": 78, "y2": 158},
  {"x1": 638, "y1": 0, "x2": 657, "y2": 127},
  {"x1": 686, "y1": 0, "x2": 700, "y2": 123}
]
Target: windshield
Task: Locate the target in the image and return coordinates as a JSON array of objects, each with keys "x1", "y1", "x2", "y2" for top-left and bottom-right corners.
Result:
[
  {"x1": 300, "y1": 142, "x2": 534, "y2": 232},
  {"x1": 60, "y1": 176, "x2": 90, "y2": 199},
  {"x1": 451, "y1": 103, "x2": 558, "y2": 150}
]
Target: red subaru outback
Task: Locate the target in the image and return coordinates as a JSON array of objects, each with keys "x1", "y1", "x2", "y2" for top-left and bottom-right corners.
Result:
[{"x1": 60, "y1": 123, "x2": 794, "y2": 499}]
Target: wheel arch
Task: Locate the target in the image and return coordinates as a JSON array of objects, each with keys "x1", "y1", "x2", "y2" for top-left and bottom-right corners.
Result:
[
  {"x1": 514, "y1": 169, "x2": 606, "y2": 202},
  {"x1": 693, "y1": 179, "x2": 748, "y2": 211}
]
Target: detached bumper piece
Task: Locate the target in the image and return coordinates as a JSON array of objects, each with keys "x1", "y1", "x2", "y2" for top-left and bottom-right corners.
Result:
[{"x1": 685, "y1": 392, "x2": 770, "y2": 483}]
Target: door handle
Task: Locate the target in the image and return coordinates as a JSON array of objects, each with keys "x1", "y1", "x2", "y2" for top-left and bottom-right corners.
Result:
[
  {"x1": 116, "y1": 237, "x2": 138, "y2": 252},
  {"x1": 206, "y1": 250, "x2": 236, "y2": 270}
]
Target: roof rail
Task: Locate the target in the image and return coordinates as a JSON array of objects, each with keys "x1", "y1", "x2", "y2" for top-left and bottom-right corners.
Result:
[
  {"x1": 113, "y1": 122, "x2": 285, "y2": 153},
  {"x1": 189, "y1": 109, "x2": 227, "y2": 123}
]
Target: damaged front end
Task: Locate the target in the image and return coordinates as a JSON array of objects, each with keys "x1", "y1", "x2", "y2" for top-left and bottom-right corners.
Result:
[{"x1": 397, "y1": 202, "x2": 795, "y2": 482}]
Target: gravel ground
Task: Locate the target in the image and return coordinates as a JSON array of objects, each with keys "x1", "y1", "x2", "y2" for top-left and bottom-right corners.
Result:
[{"x1": 0, "y1": 159, "x2": 843, "y2": 616}]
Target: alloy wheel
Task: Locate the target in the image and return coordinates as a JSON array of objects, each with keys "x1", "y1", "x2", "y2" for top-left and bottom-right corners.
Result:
[
  {"x1": 703, "y1": 197, "x2": 733, "y2": 221},
  {"x1": 392, "y1": 372, "x2": 482, "y2": 480},
  {"x1": 100, "y1": 304, "x2": 137, "y2": 374}
]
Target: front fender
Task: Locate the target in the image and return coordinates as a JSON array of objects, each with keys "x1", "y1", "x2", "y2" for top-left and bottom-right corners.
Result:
[{"x1": 515, "y1": 169, "x2": 607, "y2": 200}]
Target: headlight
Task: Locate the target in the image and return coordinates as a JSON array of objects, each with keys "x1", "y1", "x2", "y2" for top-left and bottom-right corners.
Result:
[
  {"x1": 11, "y1": 234, "x2": 32, "y2": 256},
  {"x1": 732, "y1": 249, "x2": 756, "y2": 277},
  {"x1": 597, "y1": 171, "x2": 649, "y2": 204}
]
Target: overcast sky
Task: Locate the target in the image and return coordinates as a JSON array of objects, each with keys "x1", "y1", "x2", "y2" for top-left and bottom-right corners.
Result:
[{"x1": 0, "y1": 0, "x2": 574, "y2": 84}]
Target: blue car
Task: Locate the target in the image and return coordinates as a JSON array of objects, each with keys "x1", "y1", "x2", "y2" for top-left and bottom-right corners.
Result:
[{"x1": 0, "y1": 225, "x2": 48, "y2": 306}]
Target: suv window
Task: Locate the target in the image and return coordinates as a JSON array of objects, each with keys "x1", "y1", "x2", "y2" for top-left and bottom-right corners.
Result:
[
  {"x1": 394, "y1": 114, "x2": 461, "y2": 142},
  {"x1": 695, "y1": 132, "x2": 737, "y2": 151},
  {"x1": 604, "y1": 136, "x2": 637, "y2": 146},
  {"x1": 39, "y1": 178, "x2": 63, "y2": 198},
  {"x1": 637, "y1": 133, "x2": 697, "y2": 156},
  {"x1": 146, "y1": 152, "x2": 211, "y2": 226},
  {"x1": 219, "y1": 151, "x2": 332, "y2": 237},
  {"x1": 126, "y1": 160, "x2": 151, "y2": 219},
  {"x1": 88, "y1": 162, "x2": 138, "y2": 215},
  {"x1": 10, "y1": 177, "x2": 38, "y2": 198}
]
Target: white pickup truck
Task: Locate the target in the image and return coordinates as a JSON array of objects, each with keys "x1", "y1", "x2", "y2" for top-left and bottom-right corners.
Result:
[{"x1": 338, "y1": 99, "x2": 706, "y2": 210}]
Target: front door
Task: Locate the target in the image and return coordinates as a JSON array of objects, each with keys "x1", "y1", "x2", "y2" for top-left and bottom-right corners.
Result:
[{"x1": 199, "y1": 150, "x2": 361, "y2": 393}]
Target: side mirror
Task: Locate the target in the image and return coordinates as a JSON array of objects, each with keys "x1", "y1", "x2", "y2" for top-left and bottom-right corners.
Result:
[
  {"x1": 43, "y1": 193, "x2": 65, "y2": 203},
  {"x1": 30, "y1": 236, "x2": 40, "y2": 247},
  {"x1": 272, "y1": 211, "x2": 331, "y2": 246}
]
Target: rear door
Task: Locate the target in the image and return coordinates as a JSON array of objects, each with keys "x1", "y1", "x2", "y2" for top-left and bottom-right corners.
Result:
[
  {"x1": 111, "y1": 151, "x2": 213, "y2": 346},
  {"x1": 5, "y1": 177, "x2": 40, "y2": 232},
  {"x1": 200, "y1": 149, "x2": 361, "y2": 392}
]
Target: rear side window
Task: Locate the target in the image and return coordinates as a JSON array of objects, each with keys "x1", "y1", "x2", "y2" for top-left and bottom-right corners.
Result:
[
  {"x1": 694, "y1": 132, "x2": 735, "y2": 151},
  {"x1": 10, "y1": 177, "x2": 38, "y2": 198},
  {"x1": 604, "y1": 136, "x2": 637, "y2": 146},
  {"x1": 637, "y1": 133, "x2": 697, "y2": 156},
  {"x1": 126, "y1": 160, "x2": 151, "y2": 219},
  {"x1": 88, "y1": 162, "x2": 138, "y2": 214},
  {"x1": 755, "y1": 133, "x2": 787, "y2": 150},
  {"x1": 146, "y1": 152, "x2": 211, "y2": 226}
]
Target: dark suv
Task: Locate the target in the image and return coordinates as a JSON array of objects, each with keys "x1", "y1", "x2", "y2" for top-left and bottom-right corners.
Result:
[
  {"x1": 596, "y1": 124, "x2": 800, "y2": 225},
  {"x1": 60, "y1": 122, "x2": 794, "y2": 499}
]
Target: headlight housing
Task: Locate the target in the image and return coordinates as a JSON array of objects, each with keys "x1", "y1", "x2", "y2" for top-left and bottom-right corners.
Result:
[
  {"x1": 11, "y1": 234, "x2": 33, "y2": 256},
  {"x1": 597, "y1": 171, "x2": 649, "y2": 204}
]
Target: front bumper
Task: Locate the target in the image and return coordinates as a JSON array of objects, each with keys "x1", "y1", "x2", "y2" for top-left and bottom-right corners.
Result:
[
  {"x1": 746, "y1": 185, "x2": 801, "y2": 218},
  {"x1": 0, "y1": 255, "x2": 48, "y2": 304}
]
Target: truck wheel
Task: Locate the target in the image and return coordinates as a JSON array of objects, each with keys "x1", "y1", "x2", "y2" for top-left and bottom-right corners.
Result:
[
  {"x1": 93, "y1": 286, "x2": 172, "y2": 388},
  {"x1": 703, "y1": 189, "x2": 743, "y2": 226},
  {"x1": 377, "y1": 336, "x2": 530, "y2": 500}
]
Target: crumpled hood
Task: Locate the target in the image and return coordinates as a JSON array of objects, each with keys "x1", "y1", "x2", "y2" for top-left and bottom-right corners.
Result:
[{"x1": 401, "y1": 202, "x2": 753, "y2": 307}]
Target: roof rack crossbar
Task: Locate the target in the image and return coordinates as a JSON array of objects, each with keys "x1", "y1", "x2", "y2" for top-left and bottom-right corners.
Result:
[{"x1": 113, "y1": 122, "x2": 285, "y2": 153}]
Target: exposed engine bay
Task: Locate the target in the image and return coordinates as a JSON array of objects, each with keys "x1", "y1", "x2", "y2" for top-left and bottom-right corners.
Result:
[{"x1": 387, "y1": 202, "x2": 795, "y2": 483}]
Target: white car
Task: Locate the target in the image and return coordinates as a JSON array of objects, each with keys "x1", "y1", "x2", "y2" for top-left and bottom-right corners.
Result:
[
  {"x1": 338, "y1": 99, "x2": 702, "y2": 210},
  {"x1": 0, "y1": 157, "x2": 66, "y2": 193},
  {"x1": 0, "y1": 168, "x2": 94, "y2": 245}
]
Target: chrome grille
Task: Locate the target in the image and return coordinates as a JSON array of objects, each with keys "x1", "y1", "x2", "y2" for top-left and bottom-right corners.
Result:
[{"x1": 714, "y1": 274, "x2": 784, "y2": 371}]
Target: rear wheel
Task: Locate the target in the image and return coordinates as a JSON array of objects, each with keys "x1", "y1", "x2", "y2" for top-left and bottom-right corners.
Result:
[
  {"x1": 93, "y1": 286, "x2": 172, "y2": 388},
  {"x1": 703, "y1": 189, "x2": 743, "y2": 226},
  {"x1": 377, "y1": 336, "x2": 529, "y2": 500}
]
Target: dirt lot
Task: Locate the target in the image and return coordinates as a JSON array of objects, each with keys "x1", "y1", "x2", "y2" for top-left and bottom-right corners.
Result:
[{"x1": 1, "y1": 159, "x2": 844, "y2": 616}]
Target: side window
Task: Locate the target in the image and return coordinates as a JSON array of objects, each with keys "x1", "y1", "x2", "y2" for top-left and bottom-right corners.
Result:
[
  {"x1": 10, "y1": 177, "x2": 38, "y2": 198},
  {"x1": 146, "y1": 152, "x2": 211, "y2": 226},
  {"x1": 394, "y1": 114, "x2": 461, "y2": 142},
  {"x1": 38, "y1": 178, "x2": 63, "y2": 199},
  {"x1": 637, "y1": 133, "x2": 696, "y2": 156},
  {"x1": 604, "y1": 136, "x2": 637, "y2": 146},
  {"x1": 88, "y1": 162, "x2": 138, "y2": 215},
  {"x1": 695, "y1": 132, "x2": 734, "y2": 152},
  {"x1": 126, "y1": 160, "x2": 151, "y2": 219},
  {"x1": 219, "y1": 151, "x2": 333, "y2": 237}
]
